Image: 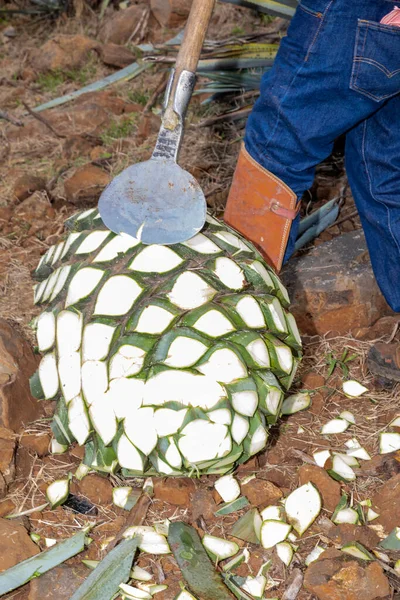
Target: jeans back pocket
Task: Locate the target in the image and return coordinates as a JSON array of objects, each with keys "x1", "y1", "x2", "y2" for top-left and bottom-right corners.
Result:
[{"x1": 350, "y1": 20, "x2": 400, "y2": 102}]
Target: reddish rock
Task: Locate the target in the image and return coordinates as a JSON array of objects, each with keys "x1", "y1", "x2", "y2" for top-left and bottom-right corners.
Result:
[
  {"x1": 64, "y1": 165, "x2": 110, "y2": 206},
  {"x1": 282, "y1": 231, "x2": 394, "y2": 336},
  {"x1": 63, "y1": 135, "x2": 100, "y2": 160},
  {"x1": 191, "y1": 489, "x2": 217, "y2": 522},
  {"x1": 29, "y1": 564, "x2": 88, "y2": 599},
  {"x1": 153, "y1": 478, "x2": 195, "y2": 506},
  {"x1": 324, "y1": 523, "x2": 380, "y2": 550},
  {"x1": 304, "y1": 549, "x2": 390, "y2": 600},
  {"x1": 20, "y1": 433, "x2": 50, "y2": 457},
  {"x1": 136, "y1": 113, "x2": 161, "y2": 144},
  {"x1": 359, "y1": 452, "x2": 400, "y2": 480},
  {"x1": 0, "y1": 207, "x2": 12, "y2": 225},
  {"x1": 241, "y1": 478, "x2": 282, "y2": 508},
  {"x1": 150, "y1": 0, "x2": 192, "y2": 27},
  {"x1": 371, "y1": 473, "x2": 400, "y2": 534},
  {"x1": 354, "y1": 316, "x2": 400, "y2": 341},
  {"x1": 0, "y1": 319, "x2": 42, "y2": 432},
  {"x1": 76, "y1": 474, "x2": 113, "y2": 505},
  {"x1": 15, "y1": 446, "x2": 34, "y2": 480},
  {"x1": 97, "y1": 43, "x2": 136, "y2": 68},
  {"x1": 301, "y1": 371, "x2": 326, "y2": 391},
  {"x1": 30, "y1": 35, "x2": 98, "y2": 72},
  {"x1": 100, "y1": 6, "x2": 147, "y2": 44},
  {"x1": 298, "y1": 465, "x2": 341, "y2": 513},
  {"x1": 0, "y1": 428, "x2": 16, "y2": 495},
  {"x1": 13, "y1": 174, "x2": 46, "y2": 202},
  {"x1": 0, "y1": 518, "x2": 39, "y2": 571},
  {"x1": 0, "y1": 498, "x2": 16, "y2": 518}
]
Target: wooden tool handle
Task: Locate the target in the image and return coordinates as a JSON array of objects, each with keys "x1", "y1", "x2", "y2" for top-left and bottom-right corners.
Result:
[{"x1": 174, "y1": 0, "x2": 215, "y2": 77}]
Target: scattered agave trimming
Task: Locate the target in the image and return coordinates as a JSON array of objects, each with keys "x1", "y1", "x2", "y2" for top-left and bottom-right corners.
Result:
[{"x1": 30, "y1": 208, "x2": 302, "y2": 478}]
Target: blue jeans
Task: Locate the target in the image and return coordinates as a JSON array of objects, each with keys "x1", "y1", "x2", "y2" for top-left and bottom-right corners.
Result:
[{"x1": 245, "y1": 0, "x2": 400, "y2": 311}]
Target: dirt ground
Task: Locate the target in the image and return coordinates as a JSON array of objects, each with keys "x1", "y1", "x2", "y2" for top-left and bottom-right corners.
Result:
[{"x1": 1, "y1": 2, "x2": 399, "y2": 600}]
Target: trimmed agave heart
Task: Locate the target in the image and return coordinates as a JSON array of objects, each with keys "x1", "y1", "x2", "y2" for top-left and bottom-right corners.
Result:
[{"x1": 30, "y1": 208, "x2": 302, "y2": 477}]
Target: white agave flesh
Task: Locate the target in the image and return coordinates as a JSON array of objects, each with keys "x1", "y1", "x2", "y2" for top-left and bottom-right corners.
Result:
[
  {"x1": 214, "y1": 474, "x2": 241, "y2": 503},
  {"x1": 260, "y1": 505, "x2": 283, "y2": 521},
  {"x1": 117, "y1": 434, "x2": 145, "y2": 472},
  {"x1": 232, "y1": 390, "x2": 258, "y2": 417},
  {"x1": 305, "y1": 545, "x2": 325, "y2": 566},
  {"x1": 208, "y1": 408, "x2": 232, "y2": 425},
  {"x1": 68, "y1": 394, "x2": 90, "y2": 445},
  {"x1": 39, "y1": 352, "x2": 59, "y2": 399},
  {"x1": 57, "y1": 310, "x2": 83, "y2": 356},
  {"x1": 81, "y1": 360, "x2": 108, "y2": 406},
  {"x1": 75, "y1": 231, "x2": 111, "y2": 255},
  {"x1": 106, "y1": 377, "x2": 144, "y2": 420},
  {"x1": 193, "y1": 309, "x2": 235, "y2": 337},
  {"x1": 347, "y1": 446, "x2": 371, "y2": 460},
  {"x1": 260, "y1": 520, "x2": 292, "y2": 549},
  {"x1": 143, "y1": 370, "x2": 225, "y2": 410},
  {"x1": 65, "y1": 267, "x2": 104, "y2": 307},
  {"x1": 268, "y1": 298, "x2": 287, "y2": 332},
  {"x1": 61, "y1": 232, "x2": 81, "y2": 258},
  {"x1": 380, "y1": 432, "x2": 400, "y2": 454},
  {"x1": 153, "y1": 408, "x2": 188, "y2": 437},
  {"x1": 236, "y1": 296, "x2": 265, "y2": 328},
  {"x1": 242, "y1": 576, "x2": 267, "y2": 598},
  {"x1": 129, "y1": 245, "x2": 183, "y2": 273},
  {"x1": 50, "y1": 266, "x2": 71, "y2": 301},
  {"x1": 36, "y1": 312, "x2": 56, "y2": 352},
  {"x1": 313, "y1": 450, "x2": 331, "y2": 468},
  {"x1": 167, "y1": 272, "x2": 216, "y2": 310},
  {"x1": 197, "y1": 348, "x2": 247, "y2": 384},
  {"x1": 390, "y1": 416, "x2": 400, "y2": 427},
  {"x1": 249, "y1": 424, "x2": 268, "y2": 456},
  {"x1": 321, "y1": 418, "x2": 349, "y2": 435},
  {"x1": 231, "y1": 414, "x2": 250, "y2": 445},
  {"x1": 77, "y1": 208, "x2": 96, "y2": 220},
  {"x1": 250, "y1": 261, "x2": 274, "y2": 287},
  {"x1": 183, "y1": 232, "x2": 220, "y2": 254},
  {"x1": 331, "y1": 455, "x2": 356, "y2": 481},
  {"x1": 202, "y1": 534, "x2": 239, "y2": 559},
  {"x1": 213, "y1": 257, "x2": 245, "y2": 290},
  {"x1": 94, "y1": 232, "x2": 139, "y2": 262},
  {"x1": 58, "y1": 351, "x2": 81, "y2": 403},
  {"x1": 214, "y1": 230, "x2": 250, "y2": 252},
  {"x1": 178, "y1": 420, "x2": 230, "y2": 463},
  {"x1": 125, "y1": 407, "x2": 158, "y2": 456},
  {"x1": 246, "y1": 339, "x2": 270, "y2": 368},
  {"x1": 276, "y1": 542, "x2": 294, "y2": 566},
  {"x1": 109, "y1": 345, "x2": 146, "y2": 379},
  {"x1": 165, "y1": 439, "x2": 182, "y2": 469},
  {"x1": 135, "y1": 306, "x2": 175, "y2": 335},
  {"x1": 285, "y1": 483, "x2": 322, "y2": 535},
  {"x1": 342, "y1": 380, "x2": 368, "y2": 397},
  {"x1": 82, "y1": 323, "x2": 115, "y2": 361},
  {"x1": 164, "y1": 336, "x2": 207, "y2": 368},
  {"x1": 89, "y1": 395, "x2": 118, "y2": 446},
  {"x1": 94, "y1": 275, "x2": 142, "y2": 316},
  {"x1": 333, "y1": 507, "x2": 359, "y2": 524}
]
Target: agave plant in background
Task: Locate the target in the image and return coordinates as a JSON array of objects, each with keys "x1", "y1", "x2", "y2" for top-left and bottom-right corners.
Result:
[{"x1": 30, "y1": 208, "x2": 302, "y2": 478}]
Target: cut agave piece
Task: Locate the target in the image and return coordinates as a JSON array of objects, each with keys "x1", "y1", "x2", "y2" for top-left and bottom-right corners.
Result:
[
  {"x1": 242, "y1": 575, "x2": 267, "y2": 598},
  {"x1": 276, "y1": 542, "x2": 294, "y2": 566},
  {"x1": 389, "y1": 416, "x2": 400, "y2": 428},
  {"x1": 65, "y1": 268, "x2": 104, "y2": 307},
  {"x1": 342, "y1": 380, "x2": 368, "y2": 397},
  {"x1": 313, "y1": 450, "x2": 331, "y2": 468},
  {"x1": 112, "y1": 486, "x2": 141, "y2": 511},
  {"x1": 305, "y1": 545, "x2": 325, "y2": 566},
  {"x1": 346, "y1": 446, "x2": 371, "y2": 461},
  {"x1": 285, "y1": 483, "x2": 321, "y2": 536},
  {"x1": 214, "y1": 474, "x2": 241, "y2": 503},
  {"x1": 231, "y1": 508, "x2": 262, "y2": 544},
  {"x1": 123, "y1": 528, "x2": 170, "y2": 554},
  {"x1": 260, "y1": 505, "x2": 284, "y2": 522},
  {"x1": 281, "y1": 392, "x2": 311, "y2": 415},
  {"x1": 202, "y1": 534, "x2": 239, "y2": 561},
  {"x1": 367, "y1": 508, "x2": 380, "y2": 522},
  {"x1": 321, "y1": 418, "x2": 350, "y2": 435},
  {"x1": 339, "y1": 411, "x2": 356, "y2": 424},
  {"x1": 328, "y1": 455, "x2": 356, "y2": 482},
  {"x1": 130, "y1": 566, "x2": 153, "y2": 582},
  {"x1": 174, "y1": 592, "x2": 198, "y2": 600},
  {"x1": 332, "y1": 507, "x2": 359, "y2": 525},
  {"x1": 380, "y1": 432, "x2": 400, "y2": 454},
  {"x1": 119, "y1": 583, "x2": 151, "y2": 599},
  {"x1": 341, "y1": 542, "x2": 374, "y2": 561},
  {"x1": 380, "y1": 527, "x2": 400, "y2": 551},
  {"x1": 46, "y1": 478, "x2": 70, "y2": 508},
  {"x1": 260, "y1": 520, "x2": 292, "y2": 549},
  {"x1": 51, "y1": 439, "x2": 68, "y2": 454},
  {"x1": 332, "y1": 453, "x2": 359, "y2": 468}
]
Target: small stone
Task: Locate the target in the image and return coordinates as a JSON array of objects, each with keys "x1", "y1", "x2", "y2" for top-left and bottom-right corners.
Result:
[
  {"x1": 13, "y1": 174, "x2": 46, "y2": 202},
  {"x1": 301, "y1": 371, "x2": 326, "y2": 391},
  {"x1": 30, "y1": 35, "x2": 98, "y2": 72},
  {"x1": 191, "y1": 489, "x2": 217, "y2": 522},
  {"x1": 150, "y1": 0, "x2": 192, "y2": 27},
  {"x1": 298, "y1": 465, "x2": 341, "y2": 513},
  {"x1": 153, "y1": 478, "x2": 195, "y2": 506},
  {"x1": 76, "y1": 474, "x2": 113, "y2": 505},
  {"x1": 241, "y1": 478, "x2": 282, "y2": 508},
  {"x1": 371, "y1": 473, "x2": 400, "y2": 535},
  {"x1": 0, "y1": 319, "x2": 42, "y2": 432},
  {"x1": 326, "y1": 523, "x2": 380, "y2": 550},
  {"x1": 0, "y1": 498, "x2": 16, "y2": 518},
  {"x1": 136, "y1": 113, "x2": 161, "y2": 144},
  {"x1": 100, "y1": 6, "x2": 147, "y2": 44},
  {"x1": 0, "y1": 518, "x2": 39, "y2": 571},
  {"x1": 29, "y1": 564, "x2": 88, "y2": 599},
  {"x1": 97, "y1": 43, "x2": 137, "y2": 68},
  {"x1": 20, "y1": 433, "x2": 51, "y2": 457},
  {"x1": 304, "y1": 549, "x2": 390, "y2": 600},
  {"x1": 13, "y1": 192, "x2": 55, "y2": 223},
  {"x1": 64, "y1": 165, "x2": 110, "y2": 206}
]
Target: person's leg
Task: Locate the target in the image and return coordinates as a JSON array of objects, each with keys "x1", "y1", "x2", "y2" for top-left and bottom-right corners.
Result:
[{"x1": 225, "y1": 0, "x2": 400, "y2": 270}]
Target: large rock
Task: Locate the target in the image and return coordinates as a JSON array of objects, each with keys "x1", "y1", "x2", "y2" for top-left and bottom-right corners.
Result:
[
  {"x1": 75, "y1": 473, "x2": 113, "y2": 505},
  {"x1": 282, "y1": 231, "x2": 393, "y2": 336},
  {"x1": 154, "y1": 478, "x2": 195, "y2": 506},
  {"x1": 29, "y1": 564, "x2": 88, "y2": 599},
  {"x1": 30, "y1": 35, "x2": 98, "y2": 72},
  {"x1": 0, "y1": 320, "x2": 42, "y2": 432},
  {"x1": 150, "y1": 0, "x2": 192, "y2": 27},
  {"x1": 304, "y1": 548, "x2": 390, "y2": 600},
  {"x1": 0, "y1": 518, "x2": 39, "y2": 571},
  {"x1": 371, "y1": 473, "x2": 400, "y2": 535},
  {"x1": 241, "y1": 478, "x2": 282, "y2": 508},
  {"x1": 97, "y1": 43, "x2": 137, "y2": 68},
  {"x1": 64, "y1": 165, "x2": 110, "y2": 206},
  {"x1": 100, "y1": 6, "x2": 147, "y2": 44}
]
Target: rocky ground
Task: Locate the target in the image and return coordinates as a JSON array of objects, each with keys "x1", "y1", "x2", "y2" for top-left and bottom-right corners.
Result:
[{"x1": 1, "y1": 2, "x2": 400, "y2": 599}]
